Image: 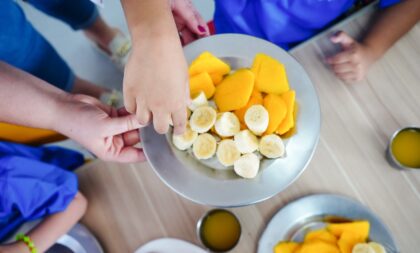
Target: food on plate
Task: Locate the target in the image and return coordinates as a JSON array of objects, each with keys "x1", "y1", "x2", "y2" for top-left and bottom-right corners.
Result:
[
  {"x1": 189, "y1": 106, "x2": 217, "y2": 133},
  {"x1": 277, "y1": 90, "x2": 296, "y2": 135},
  {"x1": 214, "y1": 112, "x2": 241, "y2": 137},
  {"x1": 216, "y1": 139, "x2": 241, "y2": 166},
  {"x1": 234, "y1": 130, "x2": 259, "y2": 154},
  {"x1": 273, "y1": 220, "x2": 387, "y2": 253},
  {"x1": 189, "y1": 51, "x2": 231, "y2": 77},
  {"x1": 172, "y1": 124, "x2": 198, "y2": 150},
  {"x1": 264, "y1": 94, "x2": 288, "y2": 134},
  {"x1": 189, "y1": 72, "x2": 215, "y2": 99},
  {"x1": 193, "y1": 133, "x2": 217, "y2": 160},
  {"x1": 252, "y1": 53, "x2": 290, "y2": 95},
  {"x1": 173, "y1": 52, "x2": 299, "y2": 178},
  {"x1": 188, "y1": 91, "x2": 208, "y2": 111},
  {"x1": 259, "y1": 134, "x2": 285, "y2": 159},
  {"x1": 244, "y1": 105, "x2": 269, "y2": 136},
  {"x1": 234, "y1": 153, "x2": 260, "y2": 179},
  {"x1": 214, "y1": 69, "x2": 255, "y2": 112}
]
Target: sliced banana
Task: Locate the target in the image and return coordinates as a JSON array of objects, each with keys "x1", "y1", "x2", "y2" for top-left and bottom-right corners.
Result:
[
  {"x1": 352, "y1": 243, "x2": 375, "y2": 253},
  {"x1": 216, "y1": 139, "x2": 241, "y2": 166},
  {"x1": 193, "y1": 133, "x2": 217, "y2": 160},
  {"x1": 215, "y1": 112, "x2": 241, "y2": 137},
  {"x1": 244, "y1": 105, "x2": 269, "y2": 136},
  {"x1": 172, "y1": 124, "x2": 198, "y2": 150},
  {"x1": 234, "y1": 130, "x2": 259, "y2": 154},
  {"x1": 368, "y1": 242, "x2": 387, "y2": 253},
  {"x1": 259, "y1": 134, "x2": 285, "y2": 158},
  {"x1": 188, "y1": 91, "x2": 208, "y2": 111},
  {"x1": 234, "y1": 153, "x2": 260, "y2": 179},
  {"x1": 190, "y1": 106, "x2": 217, "y2": 133}
]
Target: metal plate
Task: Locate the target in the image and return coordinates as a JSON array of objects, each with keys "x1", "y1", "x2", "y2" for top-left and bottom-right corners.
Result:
[
  {"x1": 134, "y1": 238, "x2": 206, "y2": 253},
  {"x1": 141, "y1": 34, "x2": 321, "y2": 207},
  {"x1": 258, "y1": 194, "x2": 398, "y2": 253}
]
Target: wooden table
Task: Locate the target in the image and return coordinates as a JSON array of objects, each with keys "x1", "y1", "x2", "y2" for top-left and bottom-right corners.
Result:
[{"x1": 77, "y1": 9, "x2": 420, "y2": 253}]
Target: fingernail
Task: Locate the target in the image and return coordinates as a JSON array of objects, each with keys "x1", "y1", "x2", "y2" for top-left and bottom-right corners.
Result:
[{"x1": 198, "y1": 25, "x2": 206, "y2": 33}]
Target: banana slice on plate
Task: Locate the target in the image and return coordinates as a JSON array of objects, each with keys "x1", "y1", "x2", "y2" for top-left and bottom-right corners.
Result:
[
  {"x1": 216, "y1": 139, "x2": 241, "y2": 166},
  {"x1": 244, "y1": 105, "x2": 269, "y2": 136},
  {"x1": 190, "y1": 106, "x2": 217, "y2": 133},
  {"x1": 172, "y1": 124, "x2": 198, "y2": 150},
  {"x1": 367, "y1": 242, "x2": 387, "y2": 253},
  {"x1": 259, "y1": 134, "x2": 285, "y2": 158},
  {"x1": 234, "y1": 153, "x2": 260, "y2": 179},
  {"x1": 215, "y1": 112, "x2": 240, "y2": 137},
  {"x1": 352, "y1": 243, "x2": 375, "y2": 253},
  {"x1": 193, "y1": 133, "x2": 217, "y2": 160},
  {"x1": 234, "y1": 130, "x2": 259, "y2": 154},
  {"x1": 188, "y1": 91, "x2": 208, "y2": 111}
]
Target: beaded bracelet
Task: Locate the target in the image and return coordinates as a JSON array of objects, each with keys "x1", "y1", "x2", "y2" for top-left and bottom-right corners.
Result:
[{"x1": 15, "y1": 233, "x2": 38, "y2": 253}]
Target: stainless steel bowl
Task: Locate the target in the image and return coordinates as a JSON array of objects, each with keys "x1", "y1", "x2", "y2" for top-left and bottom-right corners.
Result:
[
  {"x1": 386, "y1": 126, "x2": 420, "y2": 170},
  {"x1": 196, "y1": 209, "x2": 241, "y2": 252}
]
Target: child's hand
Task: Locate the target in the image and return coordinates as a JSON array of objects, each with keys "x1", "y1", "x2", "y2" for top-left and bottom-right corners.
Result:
[
  {"x1": 170, "y1": 0, "x2": 209, "y2": 45},
  {"x1": 55, "y1": 94, "x2": 146, "y2": 163},
  {"x1": 327, "y1": 31, "x2": 377, "y2": 82}
]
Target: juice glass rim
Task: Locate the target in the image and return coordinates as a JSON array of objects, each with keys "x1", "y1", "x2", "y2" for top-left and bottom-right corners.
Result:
[{"x1": 387, "y1": 126, "x2": 420, "y2": 170}]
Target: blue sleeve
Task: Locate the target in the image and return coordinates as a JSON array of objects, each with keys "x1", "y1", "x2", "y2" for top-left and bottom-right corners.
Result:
[{"x1": 379, "y1": 0, "x2": 401, "y2": 8}]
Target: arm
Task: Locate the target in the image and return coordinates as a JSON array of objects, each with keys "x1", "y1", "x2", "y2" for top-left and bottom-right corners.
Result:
[
  {"x1": 0, "y1": 62, "x2": 145, "y2": 163},
  {"x1": 120, "y1": 0, "x2": 208, "y2": 135},
  {"x1": 327, "y1": 0, "x2": 420, "y2": 82}
]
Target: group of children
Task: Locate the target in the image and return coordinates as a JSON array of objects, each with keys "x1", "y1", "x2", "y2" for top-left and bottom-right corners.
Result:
[{"x1": 0, "y1": 0, "x2": 418, "y2": 252}]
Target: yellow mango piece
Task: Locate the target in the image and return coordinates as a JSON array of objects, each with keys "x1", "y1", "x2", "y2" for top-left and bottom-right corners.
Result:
[
  {"x1": 234, "y1": 95, "x2": 263, "y2": 123},
  {"x1": 281, "y1": 102, "x2": 299, "y2": 138},
  {"x1": 264, "y1": 94, "x2": 287, "y2": 135},
  {"x1": 189, "y1": 51, "x2": 231, "y2": 77},
  {"x1": 297, "y1": 241, "x2": 340, "y2": 253},
  {"x1": 274, "y1": 242, "x2": 300, "y2": 253},
  {"x1": 304, "y1": 229, "x2": 337, "y2": 245},
  {"x1": 210, "y1": 73, "x2": 224, "y2": 85},
  {"x1": 214, "y1": 69, "x2": 255, "y2": 112},
  {"x1": 251, "y1": 88, "x2": 264, "y2": 100},
  {"x1": 253, "y1": 53, "x2": 290, "y2": 95},
  {"x1": 276, "y1": 90, "x2": 296, "y2": 135},
  {"x1": 337, "y1": 231, "x2": 364, "y2": 253},
  {"x1": 327, "y1": 221, "x2": 370, "y2": 242},
  {"x1": 189, "y1": 72, "x2": 215, "y2": 99}
]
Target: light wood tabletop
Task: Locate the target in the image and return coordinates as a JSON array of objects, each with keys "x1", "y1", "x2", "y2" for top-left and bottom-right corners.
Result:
[{"x1": 77, "y1": 9, "x2": 420, "y2": 253}]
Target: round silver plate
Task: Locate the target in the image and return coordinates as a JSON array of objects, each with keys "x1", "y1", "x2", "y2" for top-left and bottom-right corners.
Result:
[
  {"x1": 258, "y1": 194, "x2": 398, "y2": 253},
  {"x1": 141, "y1": 34, "x2": 321, "y2": 207}
]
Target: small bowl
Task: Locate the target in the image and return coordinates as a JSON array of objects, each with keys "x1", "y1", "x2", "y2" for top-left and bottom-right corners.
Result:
[
  {"x1": 196, "y1": 209, "x2": 242, "y2": 252},
  {"x1": 386, "y1": 126, "x2": 420, "y2": 170}
]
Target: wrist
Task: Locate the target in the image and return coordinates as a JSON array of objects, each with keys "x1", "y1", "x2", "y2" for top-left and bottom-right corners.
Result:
[
  {"x1": 361, "y1": 40, "x2": 384, "y2": 63},
  {"x1": 49, "y1": 93, "x2": 76, "y2": 135}
]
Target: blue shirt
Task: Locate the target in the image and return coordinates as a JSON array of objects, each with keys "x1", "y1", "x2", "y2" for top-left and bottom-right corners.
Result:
[{"x1": 214, "y1": 0, "x2": 401, "y2": 49}]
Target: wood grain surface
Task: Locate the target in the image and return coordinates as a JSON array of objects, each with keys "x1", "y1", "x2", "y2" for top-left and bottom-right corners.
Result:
[{"x1": 77, "y1": 11, "x2": 420, "y2": 253}]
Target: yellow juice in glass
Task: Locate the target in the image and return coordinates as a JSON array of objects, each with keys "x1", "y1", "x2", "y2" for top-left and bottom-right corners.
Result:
[{"x1": 390, "y1": 128, "x2": 420, "y2": 168}]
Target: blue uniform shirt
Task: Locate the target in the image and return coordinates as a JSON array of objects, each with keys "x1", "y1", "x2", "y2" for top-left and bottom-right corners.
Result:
[{"x1": 214, "y1": 0, "x2": 400, "y2": 49}]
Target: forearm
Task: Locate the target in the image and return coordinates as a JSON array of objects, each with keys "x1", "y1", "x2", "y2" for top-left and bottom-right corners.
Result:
[
  {"x1": 120, "y1": 0, "x2": 179, "y2": 44},
  {"x1": 362, "y1": 0, "x2": 420, "y2": 60},
  {"x1": 0, "y1": 62, "x2": 66, "y2": 130}
]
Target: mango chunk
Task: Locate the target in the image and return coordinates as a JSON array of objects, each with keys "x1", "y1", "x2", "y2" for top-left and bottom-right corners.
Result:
[
  {"x1": 214, "y1": 69, "x2": 255, "y2": 112},
  {"x1": 252, "y1": 53, "x2": 289, "y2": 95},
  {"x1": 281, "y1": 102, "x2": 299, "y2": 138},
  {"x1": 304, "y1": 229, "x2": 337, "y2": 245},
  {"x1": 274, "y1": 242, "x2": 300, "y2": 253},
  {"x1": 189, "y1": 72, "x2": 215, "y2": 99},
  {"x1": 337, "y1": 231, "x2": 364, "y2": 253},
  {"x1": 210, "y1": 73, "x2": 224, "y2": 85},
  {"x1": 327, "y1": 221, "x2": 370, "y2": 242},
  {"x1": 234, "y1": 95, "x2": 263, "y2": 123},
  {"x1": 276, "y1": 90, "x2": 296, "y2": 135},
  {"x1": 264, "y1": 94, "x2": 287, "y2": 135},
  {"x1": 296, "y1": 241, "x2": 340, "y2": 253},
  {"x1": 189, "y1": 51, "x2": 231, "y2": 77}
]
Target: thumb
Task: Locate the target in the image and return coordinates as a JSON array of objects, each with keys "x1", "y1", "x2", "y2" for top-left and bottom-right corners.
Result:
[
  {"x1": 330, "y1": 31, "x2": 355, "y2": 49},
  {"x1": 106, "y1": 114, "x2": 144, "y2": 136}
]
